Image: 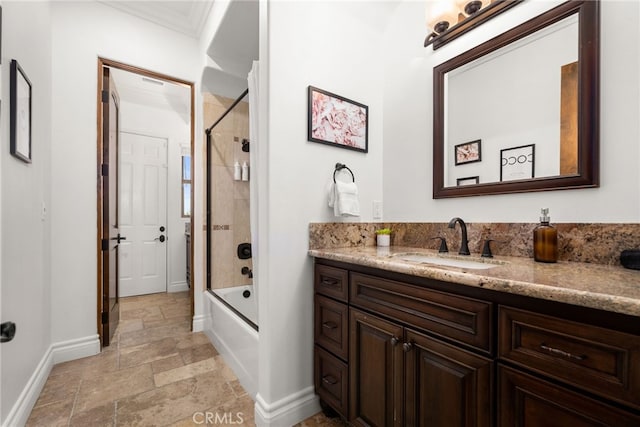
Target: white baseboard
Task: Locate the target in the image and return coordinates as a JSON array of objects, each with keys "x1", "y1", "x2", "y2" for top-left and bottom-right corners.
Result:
[
  {"x1": 254, "y1": 387, "x2": 320, "y2": 427},
  {"x1": 168, "y1": 281, "x2": 189, "y2": 293},
  {"x1": 192, "y1": 314, "x2": 207, "y2": 332},
  {"x1": 51, "y1": 334, "x2": 100, "y2": 364},
  {"x1": 2, "y1": 347, "x2": 53, "y2": 427},
  {"x1": 1, "y1": 334, "x2": 99, "y2": 427}
]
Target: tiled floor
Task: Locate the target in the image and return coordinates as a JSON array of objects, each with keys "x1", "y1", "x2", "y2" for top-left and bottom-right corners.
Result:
[{"x1": 26, "y1": 291, "x2": 346, "y2": 426}]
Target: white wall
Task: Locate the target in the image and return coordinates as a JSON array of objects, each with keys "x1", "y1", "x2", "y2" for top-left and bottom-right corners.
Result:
[
  {"x1": 49, "y1": 1, "x2": 204, "y2": 344},
  {"x1": 119, "y1": 101, "x2": 191, "y2": 293},
  {"x1": 256, "y1": 1, "x2": 390, "y2": 423},
  {"x1": 383, "y1": 0, "x2": 640, "y2": 223},
  {"x1": 0, "y1": 1, "x2": 52, "y2": 424}
]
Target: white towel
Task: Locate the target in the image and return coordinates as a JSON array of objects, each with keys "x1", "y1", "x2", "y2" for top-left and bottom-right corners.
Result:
[{"x1": 328, "y1": 180, "x2": 360, "y2": 217}]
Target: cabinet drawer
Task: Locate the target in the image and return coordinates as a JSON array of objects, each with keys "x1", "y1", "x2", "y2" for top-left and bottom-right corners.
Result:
[
  {"x1": 350, "y1": 272, "x2": 493, "y2": 353},
  {"x1": 498, "y1": 365, "x2": 640, "y2": 426},
  {"x1": 499, "y1": 306, "x2": 640, "y2": 410},
  {"x1": 315, "y1": 264, "x2": 349, "y2": 302},
  {"x1": 315, "y1": 345, "x2": 348, "y2": 418},
  {"x1": 315, "y1": 294, "x2": 349, "y2": 360}
]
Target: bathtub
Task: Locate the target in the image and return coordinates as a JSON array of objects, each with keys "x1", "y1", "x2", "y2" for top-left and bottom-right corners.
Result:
[{"x1": 204, "y1": 285, "x2": 258, "y2": 399}]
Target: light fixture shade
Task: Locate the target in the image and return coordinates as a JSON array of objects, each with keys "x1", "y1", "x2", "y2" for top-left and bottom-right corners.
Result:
[
  {"x1": 455, "y1": 0, "x2": 490, "y2": 16},
  {"x1": 426, "y1": 0, "x2": 458, "y2": 34}
]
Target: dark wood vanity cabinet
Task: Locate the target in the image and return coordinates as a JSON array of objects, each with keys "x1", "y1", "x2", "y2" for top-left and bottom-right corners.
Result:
[{"x1": 313, "y1": 260, "x2": 640, "y2": 426}]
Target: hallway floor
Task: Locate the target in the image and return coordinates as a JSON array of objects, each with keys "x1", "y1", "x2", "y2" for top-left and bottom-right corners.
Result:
[{"x1": 26, "y1": 291, "x2": 346, "y2": 426}]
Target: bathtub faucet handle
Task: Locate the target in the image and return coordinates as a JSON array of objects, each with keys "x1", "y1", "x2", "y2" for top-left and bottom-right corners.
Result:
[{"x1": 241, "y1": 266, "x2": 253, "y2": 278}]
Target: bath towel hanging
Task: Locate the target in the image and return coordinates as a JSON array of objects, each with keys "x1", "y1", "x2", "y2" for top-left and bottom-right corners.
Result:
[{"x1": 328, "y1": 163, "x2": 360, "y2": 217}]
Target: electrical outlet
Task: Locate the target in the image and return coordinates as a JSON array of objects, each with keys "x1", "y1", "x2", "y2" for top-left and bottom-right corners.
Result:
[{"x1": 372, "y1": 200, "x2": 383, "y2": 220}]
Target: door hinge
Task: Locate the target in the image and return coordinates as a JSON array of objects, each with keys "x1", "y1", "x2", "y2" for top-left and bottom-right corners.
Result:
[
  {"x1": 101, "y1": 163, "x2": 108, "y2": 176},
  {"x1": 101, "y1": 90, "x2": 109, "y2": 104},
  {"x1": 101, "y1": 238, "x2": 108, "y2": 251},
  {"x1": 101, "y1": 312, "x2": 108, "y2": 324}
]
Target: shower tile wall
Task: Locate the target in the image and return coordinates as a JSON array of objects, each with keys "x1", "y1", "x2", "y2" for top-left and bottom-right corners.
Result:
[{"x1": 204, "y1": 93, "x2": 252, "y2": 290}]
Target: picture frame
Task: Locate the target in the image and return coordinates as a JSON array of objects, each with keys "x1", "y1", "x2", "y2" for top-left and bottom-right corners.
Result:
[
  {"x1": 10, "y1": 59, "x2": 32, "y2": 163},
  {"x1": 456, "y1": 176, "x2": 479, "y2": 186},
  {"x1": 307, "y1": 85, "x2": 368, "y2": 153},
  {"x1": 500, "y1": 144, "x2": 535, "y2": 182},
  {"x1": 454, "y1": 139, "x2": 481, "y2": 165}
]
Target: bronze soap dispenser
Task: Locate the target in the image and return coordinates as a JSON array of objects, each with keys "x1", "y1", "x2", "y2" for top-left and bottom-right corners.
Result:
[{"x1": 534, "y1": 208, "x2": 558, "y2": 263}]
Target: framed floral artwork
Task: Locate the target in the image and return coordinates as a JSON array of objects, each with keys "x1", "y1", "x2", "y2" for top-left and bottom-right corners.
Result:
[
  {"x1": 454, "y1": 140, "x2": 481, "y2": 165},
  {"x1": 308, "y1": 86, "x2": 368, "y2": 153}
]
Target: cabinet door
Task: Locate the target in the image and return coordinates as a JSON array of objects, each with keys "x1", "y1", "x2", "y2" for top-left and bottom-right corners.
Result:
[
  {"x1": 349, "y1": 308, "x2": 404, "y2": 427},
  {"x1": 498, "y1": 365, "x2": 640, "y2": 426},
  {"x1": 405, "y1": 329, "x2": 493, "y2": 427}
]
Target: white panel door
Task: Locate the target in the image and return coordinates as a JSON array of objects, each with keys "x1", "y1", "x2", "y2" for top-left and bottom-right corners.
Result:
[{"x1": 119, "y1": 132, "x2": 168, "y2": 297}]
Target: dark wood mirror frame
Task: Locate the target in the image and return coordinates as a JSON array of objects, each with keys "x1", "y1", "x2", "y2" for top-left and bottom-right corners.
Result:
[{"x1": 433, "y1": 0, "x2": 599, "y2": 199}]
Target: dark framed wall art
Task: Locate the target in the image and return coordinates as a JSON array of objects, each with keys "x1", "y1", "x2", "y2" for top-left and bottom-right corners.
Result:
[
  {"x1": 307, "y1": 86, "x2": 368, "y2": 153},
  {"x1": 457, "y1": 176, "x2": 479, "y2": 186},
  {"x1": 454, "y1": 139, "x2": 481, "y2": 165},
  {"x1": 10, "y1": 59, "x2": 32, "y2": 163},
  {"x1": 500, "y1": 144, "x2": 535, "y2": 182}
]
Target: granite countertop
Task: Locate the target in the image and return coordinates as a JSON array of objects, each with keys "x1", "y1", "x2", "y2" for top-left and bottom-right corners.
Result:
[{"x1": 308, "y1": 246, "x2": 640, "y2": 317}]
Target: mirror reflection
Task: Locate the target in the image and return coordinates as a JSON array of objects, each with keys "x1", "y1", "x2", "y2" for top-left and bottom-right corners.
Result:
[
  {"x1": 433, "y1": 0, "x2": 599, "y2": 198},
  {"x1": 444, "y1": 14, "x2": 578, "y2": 187}
]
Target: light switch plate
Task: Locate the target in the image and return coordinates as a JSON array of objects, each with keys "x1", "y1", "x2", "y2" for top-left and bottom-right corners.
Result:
[{"x1": 373, "y1": 200, "x2": 382, "y2": 220}]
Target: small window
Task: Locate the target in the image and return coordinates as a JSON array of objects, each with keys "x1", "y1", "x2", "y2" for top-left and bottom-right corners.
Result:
[{"x1": 182, "y1": 156, "x2": 191, "y2": 217}]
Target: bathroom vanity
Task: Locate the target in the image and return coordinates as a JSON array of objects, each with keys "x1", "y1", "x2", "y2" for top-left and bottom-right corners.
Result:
[{"x1": 310, "y1": 246, "x2": 640, "y2": 426}]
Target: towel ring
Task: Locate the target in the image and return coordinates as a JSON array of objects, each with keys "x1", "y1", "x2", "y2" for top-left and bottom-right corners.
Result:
[{"x1": 334, "y1": 163, "x2": 355, "y2": 183}]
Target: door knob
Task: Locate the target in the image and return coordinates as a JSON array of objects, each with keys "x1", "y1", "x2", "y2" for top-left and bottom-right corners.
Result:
[
  {"x1": 111, "y1": 233, "x2": 126, "y2": 244},
  {"x1": 155, "y1": 235, "x2": 166, "y2": 243},
  {"x1": 160, "y1": 226, "x2": 165, "y2": 232},
  {"x1": 1, "y1": 321, "x2": 16, "y2": 343}
]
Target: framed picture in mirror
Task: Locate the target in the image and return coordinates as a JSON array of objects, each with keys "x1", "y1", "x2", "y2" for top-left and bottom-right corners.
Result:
[
  {"x1": 454, "y1": 140, "x2": 481, "y2": 165},
  {"x1": 500, "y1": 144, "x2": 535, "y2": 182},
  {"x1": 457, "y1": 176, "x2": 479, "y2": 186}
]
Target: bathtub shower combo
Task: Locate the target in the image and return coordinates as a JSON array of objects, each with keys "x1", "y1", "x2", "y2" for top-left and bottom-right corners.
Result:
[
  {"x1": 204, "y1": 86, "x2": 259, "y2": 399},
  {"x1": 206, "y1": 284, "x2": 258, "y2": 398}
]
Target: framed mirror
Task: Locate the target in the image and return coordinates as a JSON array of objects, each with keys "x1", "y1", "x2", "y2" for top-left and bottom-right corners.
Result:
[{"x1": 433, "y1": 0, "x2": 599, "y2": 198}]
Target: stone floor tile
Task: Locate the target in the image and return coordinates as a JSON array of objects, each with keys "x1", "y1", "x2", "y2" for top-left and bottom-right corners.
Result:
[
  {"x1": 151, "y1": 354, "x2": 185, "y2": 374},
  {"x1": 179, "y1": 342, "x2": 219, "y2": 365},
  {"x1": 32, "y1": 370, "x2": 82, "y2": 408},
  {"x1": 74, "y1": 363, "x2": 154, "y2": 413},
  {"x1": 119, "y1": 322, "x2": 190, "y2": 347},
  {"x1": 25, "y1": 398, "x2": 74, "y2": 427},
  {"x1": 119, "y1": 337, "x2": 178, "y2": 369},
  {"x1": 26, "y1": 291, "x2": 333, "y2": 427},
  {"x1": 154, "y1": 357, "x2": 218, "y2": 388},
  {"x1": 68, "y1": 401, "x2": 115, "y2": 427}
]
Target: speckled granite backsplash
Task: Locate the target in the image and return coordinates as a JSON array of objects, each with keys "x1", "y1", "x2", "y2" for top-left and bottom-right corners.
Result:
[{"x1": 309, "y1": 222, "x2": 640, "y2": 266}]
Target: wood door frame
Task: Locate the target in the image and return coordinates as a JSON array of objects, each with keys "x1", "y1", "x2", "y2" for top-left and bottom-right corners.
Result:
[{"x1": 96, "y1": 58, "x2": 196, "y2": 346}]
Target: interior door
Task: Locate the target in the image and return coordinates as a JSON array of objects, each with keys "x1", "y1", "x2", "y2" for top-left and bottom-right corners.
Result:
[
  {"x1": 119, "y1": 132, "x2": 168, "y2": 297},
  {"x1": 101, "y1": 67, "x2": 121, "y2": 346}
]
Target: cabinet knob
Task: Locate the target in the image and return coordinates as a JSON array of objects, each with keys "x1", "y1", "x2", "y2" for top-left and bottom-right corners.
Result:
[
  {"x1": 402, "y1": 342, "x2": 413, "y2": 352},
  {"x1": 390, "y1": 336, "x2": 399, "y2": 346}
]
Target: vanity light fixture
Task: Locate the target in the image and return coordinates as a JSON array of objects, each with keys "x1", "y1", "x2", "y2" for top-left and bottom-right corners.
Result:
[{"x1": 424, "y1": 0, "x2": 522, "y2": 49}]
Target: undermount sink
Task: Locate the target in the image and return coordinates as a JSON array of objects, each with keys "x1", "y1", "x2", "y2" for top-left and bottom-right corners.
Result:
[{"x1": 394, "y1": 253, "x2": 506, "y2": 270}]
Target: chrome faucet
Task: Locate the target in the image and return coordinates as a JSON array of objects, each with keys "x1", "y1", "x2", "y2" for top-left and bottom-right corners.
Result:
[{"x1": 448, "y1": 217, "x2": 470, "y2": 255}]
